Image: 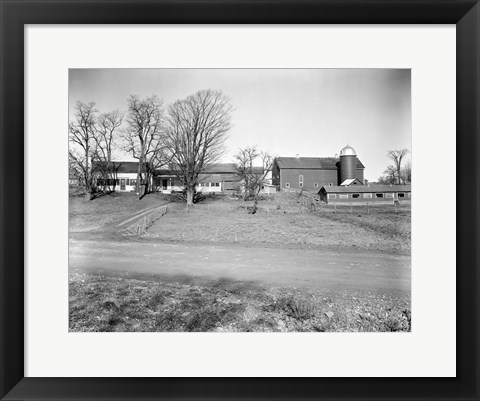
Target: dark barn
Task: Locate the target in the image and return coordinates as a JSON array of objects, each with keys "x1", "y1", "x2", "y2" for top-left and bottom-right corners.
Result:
[{"x1": 272, "y1": 145, "x2": 365, "y2": 191}]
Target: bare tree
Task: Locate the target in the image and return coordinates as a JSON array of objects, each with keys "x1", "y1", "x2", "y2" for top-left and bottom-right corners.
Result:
[
  {"x1": 401, "y1": 161, "x2": 412, "y2": 184},
  {"x1": 68, "y1": 101, "x2": 98, "y2": 200},
  {"x1": 123, "y1": 95, "x2": 165, "y2": 198},
  {"x1": 68, "y1": 153, "x2": 83, "y2": 193},
  {"x1": 234, "y1": 146, "x2": 274, "y2": 213},
  {"x1": 387, "y1": 149, "x2": 409, "y2": 184},
  {"x1": 164, "y1": 89, "x2": 233, "y2": 206},
  {"x1": 378, "y1": 165, "x2": 398, "y2": 185},
  {"x1": 93, "y1": 110, "x2": 124, "y2": 192}
]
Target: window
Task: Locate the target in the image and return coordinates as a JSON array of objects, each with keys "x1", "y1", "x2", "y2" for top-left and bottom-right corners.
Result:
[
  {"x1": 215, "y1": 183, "x2": 220, "y2": 187},
  {"x1": 314, "y1": 183, "x2": 318, "y2": 188},
  {"x1": 130, "y1": 179, "x2": 137, "y2": 187},
  {"x1": 375, "y1": 193, "x2": 384, "y2": 198},
  {"x1": 363, "y1": 193, "x2": 372, "y2": 198},
  {"x1": 398, "y1": 193, "x2": 405, "y2": 198},
  {"x1": 327, "y1": 193, "x2": 336, "y2": 199},
  {"x1": 339, "y1": 194, "x2": 348, "y2": 199},
  {"x1": 126, "y1": 178, "x2": 130, "y2": 186},
  {"x1": 352, "y1": 193, "x2": 360, "y2": 198},
  {"x1": 329, "y1": 182, "x2": 333, "y2": 186},
  {"x1": 285, "y1": 183, "x2": 290, "y2": 188},
  {"x1": 386, "y1": 193, "x2": 394, "y2": 198}
]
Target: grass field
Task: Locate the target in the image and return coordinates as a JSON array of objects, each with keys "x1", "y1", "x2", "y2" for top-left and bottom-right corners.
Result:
[
  {"x1": 69, "y1": 271, "x2": 411, "y2": 332},
  {"x1": 144, "y1": 194, "x2": 411, "y2": 255},
  {"x1": 69, "y1": 192, "x2": 171, "y2": 232},
  {"x1": 69, "y1": 191, "x2": 411, "y2": 332}
]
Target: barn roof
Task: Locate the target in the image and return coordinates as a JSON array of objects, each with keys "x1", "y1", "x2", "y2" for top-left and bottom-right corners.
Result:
[
  {"x1": 320, "y1": 184, "x2": 411, "y2": 193},
  {"x1": 275, "y1": 157, "x2": 365, "y2": 169},
  {"x1": 92, "y1": 161, "x2": 149, "y2": 174}
]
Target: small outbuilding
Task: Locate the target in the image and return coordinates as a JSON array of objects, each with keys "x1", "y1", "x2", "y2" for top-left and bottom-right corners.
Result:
[
  {"x1": 260, "y1": 184, "x2": 277, "y2": 195},
  {"x1": 319, "y1": 184, "x2": 411, "y2": 204}
]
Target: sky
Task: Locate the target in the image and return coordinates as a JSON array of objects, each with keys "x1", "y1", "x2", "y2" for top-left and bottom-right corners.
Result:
[{"x1": 69, "y1": 69, "x2": 411, "y2": 181}]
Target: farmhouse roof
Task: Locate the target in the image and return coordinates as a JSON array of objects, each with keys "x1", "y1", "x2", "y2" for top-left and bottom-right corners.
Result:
[
  {"x1": 275, "y1": 157, "x2": 365, "y2": 170},
  {"x1": 155, "y1": 163, "x2": 264, "y2": 176},
  {"x1": 202, "y1": 163, "x2": 238, "y2": 174},
  {"x1": 320, "y1": 184, "x2": 411, "y2": 194},
  {"x1": 154, "y1": 163, "x2": 241, "y2": 176},
  {"x1": 92, "y1": 161, "x2": 149, "y2": 174}
]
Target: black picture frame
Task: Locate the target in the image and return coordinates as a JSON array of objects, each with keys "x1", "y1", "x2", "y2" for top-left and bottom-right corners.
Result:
[{"x1": 1, "y1": 1, "x2": 479, "y2": 400}]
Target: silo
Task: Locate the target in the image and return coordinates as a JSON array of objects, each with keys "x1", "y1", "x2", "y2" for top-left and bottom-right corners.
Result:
[{"x1": 339, "y1": 145, "x2": 357, "y2": 184}]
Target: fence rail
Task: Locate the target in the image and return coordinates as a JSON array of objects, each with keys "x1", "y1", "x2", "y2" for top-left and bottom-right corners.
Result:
[{"x1": 124, "y1": 205, "x2": 168, "y2": 235}]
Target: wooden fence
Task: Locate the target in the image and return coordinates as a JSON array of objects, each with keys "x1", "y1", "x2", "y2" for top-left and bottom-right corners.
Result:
[{"x1": 124, "y1": 205, "x2": 168, "y2": 235}]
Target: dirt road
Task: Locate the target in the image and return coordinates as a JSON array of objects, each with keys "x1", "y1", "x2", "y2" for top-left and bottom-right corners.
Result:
[
  {"x1": 69, "y1": 239, "x2": 410, "y2": 296},
  {"x1": 98, "y1": 201, "x2": 171, "y2": 232}
]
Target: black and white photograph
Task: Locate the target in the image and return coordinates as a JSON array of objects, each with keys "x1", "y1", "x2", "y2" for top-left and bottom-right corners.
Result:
[{"x1": 68, "y1": 68, "x2": 411, "y2": 332}]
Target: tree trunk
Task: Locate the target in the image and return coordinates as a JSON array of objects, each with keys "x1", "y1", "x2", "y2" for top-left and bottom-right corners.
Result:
[
  {"x1": 144, "y1": 171, "x2": 150, "y2": 196},
  {"x1": 136, "y1": 169, "x2": 141, "y2": 195},
  {"x1": 186, "y1": 187, "x2": 194, "y2": 206}
]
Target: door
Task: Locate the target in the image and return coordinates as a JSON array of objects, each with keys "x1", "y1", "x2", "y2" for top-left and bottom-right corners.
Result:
[
  {"x1": 120, "y1": 179, "x2": 126, "y2": 190},
  {"x1": 162, "y1": 179, "x2": 168, "y2": 190}
]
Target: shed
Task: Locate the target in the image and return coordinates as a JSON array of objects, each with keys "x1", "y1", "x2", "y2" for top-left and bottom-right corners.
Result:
[{"x1": 319, "y1": 184, "x2": 411, "y2": 204}]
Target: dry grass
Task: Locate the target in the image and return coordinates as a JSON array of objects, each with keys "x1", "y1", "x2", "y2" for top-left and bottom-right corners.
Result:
[
  {"x1": 144, "y1": 194, "x2": 410, "y2": 255},
  {"x1": 69, "y1": 272, "x2": 411, "y2": 332}
]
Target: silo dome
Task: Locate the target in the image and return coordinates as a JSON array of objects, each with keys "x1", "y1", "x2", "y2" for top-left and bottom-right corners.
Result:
[{"x1": 340, "y1": 144, "x2": 357, "y2": 156}]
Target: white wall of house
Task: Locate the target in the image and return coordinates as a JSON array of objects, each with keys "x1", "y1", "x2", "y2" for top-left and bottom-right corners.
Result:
[
  {"x1": 157, "y1": 181, "x2": 226, "y2": 194},
  {"x1": 116, "y1": 173, "x2": 140, "y2": 192},
  {"x1": 98, "y1": 173, "x2": 148, "y2": 193},
  {"x1": 155, "y1": 177, "x2": 183, "y2": 193},
  {"x1": 197, "y1": 182, "x2": 223, "y2": 193}
]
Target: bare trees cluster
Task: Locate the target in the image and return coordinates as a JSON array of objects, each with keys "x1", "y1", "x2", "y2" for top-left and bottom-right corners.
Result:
[
  {"x1": 234, "y1": 146, "x2": 274, "y2": 213},
  {"x1": 68, "y1": 102, "x2": 100, "y2": 200},
  {"x1": 122, "y1": 95, "x2": 166, "y2": 197},
  {"x1": 69, "y1": 89, "x2": 233, "y2": 204},
  {"x1": 378, "y1": 149, "x2": 411, "y2": 185}
]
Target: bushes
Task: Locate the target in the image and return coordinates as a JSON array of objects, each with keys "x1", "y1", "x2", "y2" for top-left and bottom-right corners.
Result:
[{"x1": 274, "y1": 295, "x2": 317, "y2": 321}]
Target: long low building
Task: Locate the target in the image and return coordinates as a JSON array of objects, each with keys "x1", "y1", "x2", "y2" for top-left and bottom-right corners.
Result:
[
  {"x1": 319, "y1": 184, "x2": 411, "y2": 204},
  {"x1": 154, "y1": 163, "x2": 243, "y2": 194},
  {"x1": 92, "y1": 161, "x2": 270, "y2": 195}
]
